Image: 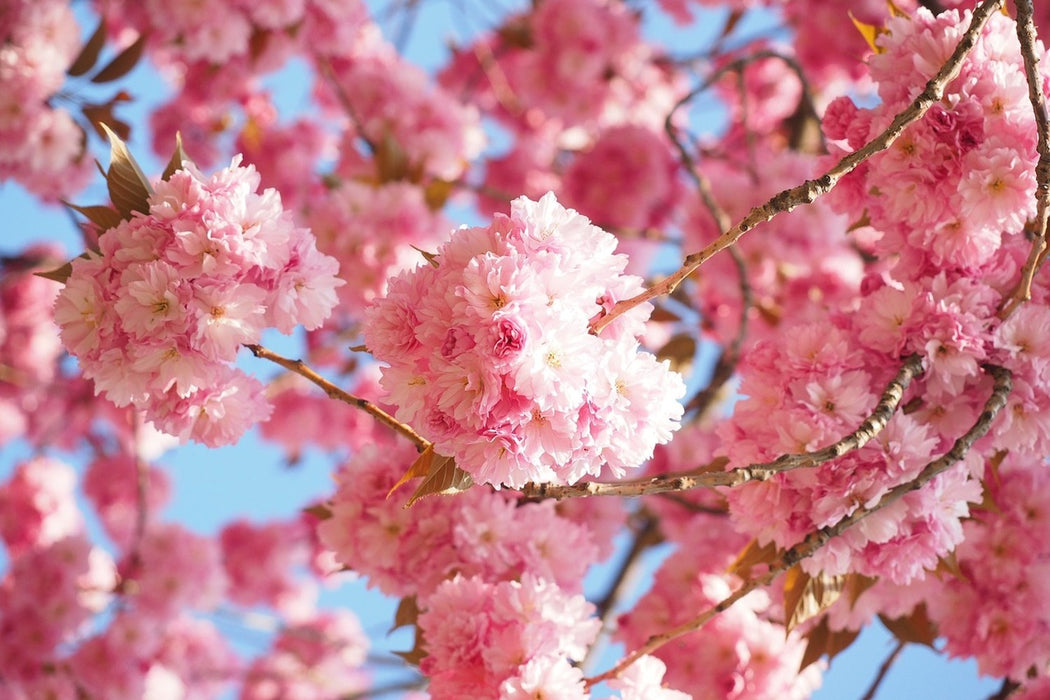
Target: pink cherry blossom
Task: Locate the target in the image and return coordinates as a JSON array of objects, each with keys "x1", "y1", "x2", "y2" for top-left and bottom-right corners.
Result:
[
  {"x1": 365, "y1": 193, "x2": 684, "y2": 488},
  {"x1": 54, "y1": 156, "x2": 342, "y2": 447}
]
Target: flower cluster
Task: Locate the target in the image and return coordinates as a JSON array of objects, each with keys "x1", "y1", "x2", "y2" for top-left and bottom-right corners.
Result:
[
  {"x1": 220, "y1": 518, "x2": 314, "y2": 616},
  {"x1": 417, "y1": 573, "x2": 599, "y2": 699},
  {"x1": 824, "y1": 7, "x2": 1042, "y2": 273},
  {"x1": 316, "y1": 438, "x2": 609, "y2": 598},
  {"x1": 54, "y1": 157, "x2": 342, "y2": 446},
  {"x1": 305, "y1": 180, "x2": 449, "y2": 314},
  {"x1": 921, "y1": 455, "x2": 1050, "y2": 680},
  {"x1": 321, "y1": 27, "x2": 486, "y2": 183},
  {"x1": 716, "y1": 4, "x2": 1049, "y2": 591},
  {"x1": 618, "y1": 550, "x2": 821, "y2": 699},
  {"x1": 365, "y1": 193, "x2": 685, "y2": 488},
  {"x1": 0, "y1": 251, "x2": 64, "y2": 445},
  {"x1": 0, "y1": 535, "x2": 116, "y2": 686},
  {"x1": 685, "y1": 148, "x2": 862, "y2": 347},
  {"x1": 0, "y1": 457, "x2": 82, "y2": 557},
  {"x1": 241, "y1": 611, "x2": 370, "y2": 700},
  {"x1": 560, "y1": 124, "x2": 681, "y2": 233},
  {"x1": 0, "y1": 0, "x2": 92, "y2": 199},
  {"x1": 439, "y1": 0, "x2": 683, "y2": 136}
]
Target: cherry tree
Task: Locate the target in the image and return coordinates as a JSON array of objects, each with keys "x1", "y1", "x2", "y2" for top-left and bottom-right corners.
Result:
[{"x1": 2, "y1": 0, "x2": 1050, "y2": 698}]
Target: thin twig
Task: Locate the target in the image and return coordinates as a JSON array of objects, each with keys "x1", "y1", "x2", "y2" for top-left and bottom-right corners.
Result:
[
  {"x1": 316, "y1": 58, "x2": 379, "y2": 156},
  {"x1": 859, "y1": 640, "x2": 906, "y2": 700},
  {"x1": 246, "y1": 344, "x2": 429, "y2": 452},
  {"x1": 124, "y1": 411, "x2": 151, "y2": 576},
  {"x1": 522, "y1": 354, "x2": 923, "y2": 500},
  {"x1": 676, "y1": 158, "x2": 752, "y2": 420},
  {"x1": 999, "y1": 0, "x2": 1050, "y2": 318},
  {"x1": 590, "y1": 0, "x2": 1004, "y2": 335},
  {"x1": 595, "y1": 517, "x2": 660, "y2": 621},
  {"x1": 584, "y1": 364, "x2": 1011, "y2": 687}
]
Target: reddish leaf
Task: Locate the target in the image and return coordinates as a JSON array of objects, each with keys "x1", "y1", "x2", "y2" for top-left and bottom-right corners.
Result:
[
  {"x1": 406, "y1": 455, "x2": 473, "y2": 507},
  {"x1": 387, "y1": 444, "x2": 436, "y2": 500},
  {"x1": 783, "y1": 566, "x2": 846, "y2": 632},
  {"x1": 83, "y1": 104, "x2": 131, "y2": 141},
  {"x1": 934, "y1": 550, "x2": 966, "y2": 582},
  {"x1": 33, "y1": 251, "x2": 92, "y2": 284},
  {"x1": 885, "y1": 0, "x2": 909, "y2": 17},
  {"x1": 34, "y1": 262, "x2": 73, "y2": 284},
  {"x1": 375, "y1": 132, "x2": 412, "y2": 183},
  {"x1": 411, "y1": 245, "x2": 440, "y2": 268},
  {"x1": 844, "y1": 573, "x2": 879, "y2": 606},
  {"x1": 800, "y1": 616, "x2": 861, "y2": 671},
  {"x1": 648, "y1": 305, "x2": 681, "y2": 323},
  {"x1": 99, "y1": 123, "x2": 153, "y2": 218},
  {"x1": 393, "y1": 624, "x2": 427, "y2": 667},
  {"x1": 728, "y1": 538, "x2": 779, "y2": 578},
  {"x1": 391, "y1": 595, "x2": 419, "y2": 633},
  {"x1": 63, "y1": 202, "x2": 122, "y2": 234},
  {"x1": 656, "y1": 333, "x2": 696, "y2": 374},
  {"x1": 161, "y1": 132, "x2": 189, "y2": 182},
  {"x1": 91, "y1": 34, "x2": 146, "y2": 83},
  {"x1": 424, "y1": 179, "x2": 455, "y2": 210},
  {"x1": 879, "y1": 604, "x2": 937, "y2": 648},
  {"x1": 302, "y1": 503, "x2": 332, "y2": 521},
  {"x1": 68, "y1": 19, "x2": 107, "y2": 77}
]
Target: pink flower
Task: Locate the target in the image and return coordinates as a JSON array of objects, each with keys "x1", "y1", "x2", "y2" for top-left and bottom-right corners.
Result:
[
  {"x1": 609, "y1": 655, "x2": 691, "y2": 700},
  {"x1": 55, "y1": 156, "x2": 341, "y2": 447},
  {"x1": 561, "y1": 124, "x2": 680, "y2": 232},
  {"x1": 365, "y1": 193, "x2": 684, "y2": 488}
]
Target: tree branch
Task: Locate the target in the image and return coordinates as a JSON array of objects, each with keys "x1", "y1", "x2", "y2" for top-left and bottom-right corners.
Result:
[
  {"x1": 859, "y1": 640, "x2": 906, "y2": 700},
  {"x1": 246, "y1": 344, "x2": 430, "y2": 452},
  {"x1": 999, "y1": 0, "x2": 1050, "y2": 318},
  {"x1": 521, "y1": 354, "x2": 923, "y2": 500},
  {"x1": 585, "y1": 364, "x2": 1011, "y2": 687},
  {"x1": 590, "y1": 0, "x2": 1004, "y2": 335}
]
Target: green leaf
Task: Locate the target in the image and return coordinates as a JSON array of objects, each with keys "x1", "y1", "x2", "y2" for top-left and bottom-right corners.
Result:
[
  {"x1": 91, "y1": 34, "x2": 146, "y2": 83},
  {"x1": 99, "y1": 122, "x2": 153, "y2": 218},
  {"x1": 63, "y1": 202, "x2": 123, "y2": 234},
  {"x1": 161, "y1": 132, "x2": 189, "y2": 181},
  {"x1": 68, "y1": 19, "x2": 108, "y2": 77},
  {"x1": 406, "y1": 454, "x2": 473, "y2": 507}
]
